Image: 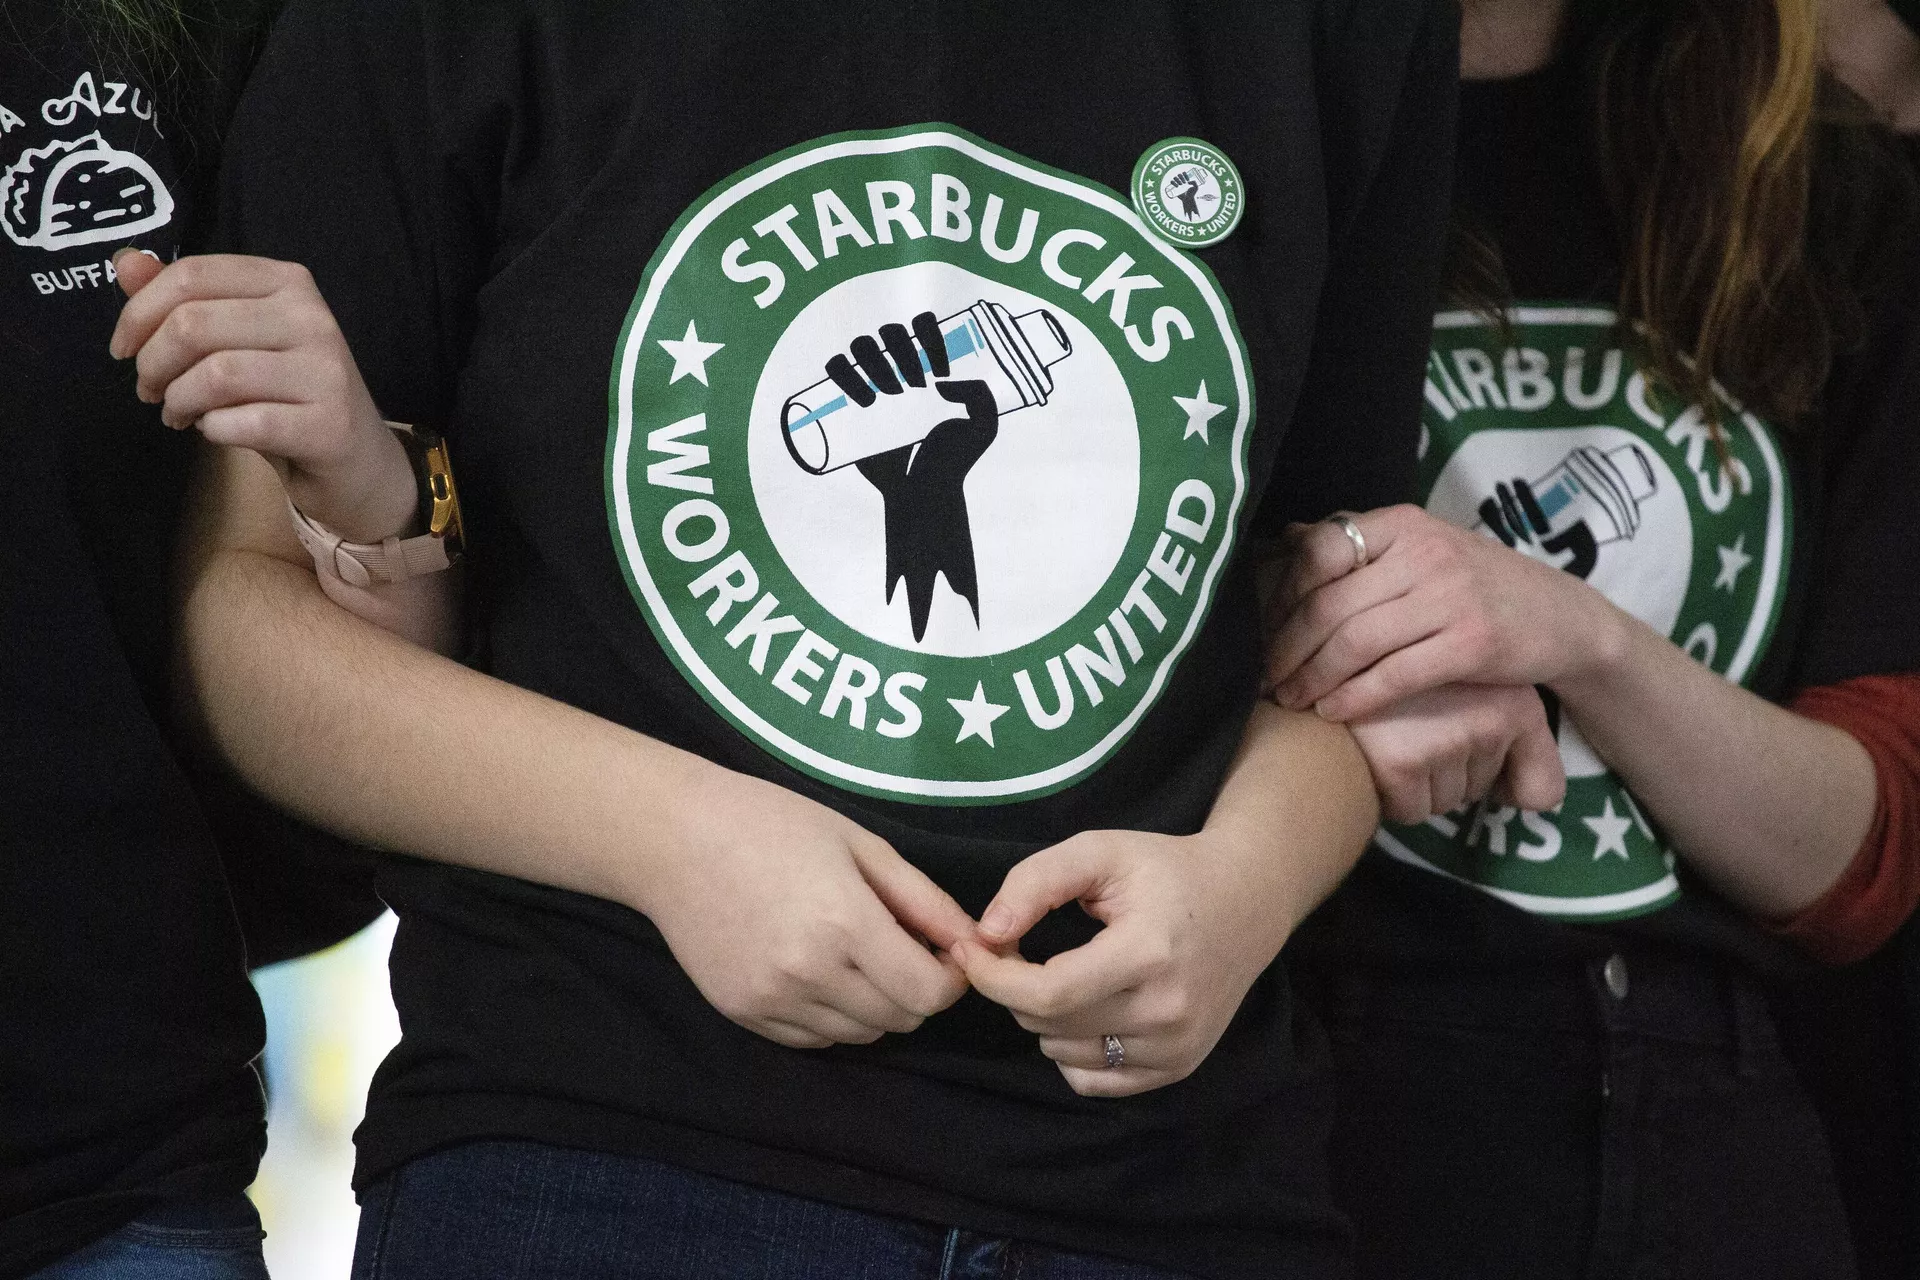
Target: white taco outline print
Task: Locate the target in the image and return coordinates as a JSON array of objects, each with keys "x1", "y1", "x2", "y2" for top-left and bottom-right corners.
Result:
[{"x1": 0, "y1": 131, "x2": 174, "y2": 252}]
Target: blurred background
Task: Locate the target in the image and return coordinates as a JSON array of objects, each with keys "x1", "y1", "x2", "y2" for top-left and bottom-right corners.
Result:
[{"x1": 247, "y1": 914, "x2": 399, "y2": 1280}]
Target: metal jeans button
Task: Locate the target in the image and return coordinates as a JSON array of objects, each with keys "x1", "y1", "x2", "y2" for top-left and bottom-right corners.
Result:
[{"x1": 1602, "y1": 953, "x2": 1630, "y2": 1001}]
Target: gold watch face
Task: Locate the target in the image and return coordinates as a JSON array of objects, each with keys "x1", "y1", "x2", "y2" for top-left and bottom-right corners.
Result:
[{"x1": 423, "y1": 438, "x2": 465, "y2": 552}]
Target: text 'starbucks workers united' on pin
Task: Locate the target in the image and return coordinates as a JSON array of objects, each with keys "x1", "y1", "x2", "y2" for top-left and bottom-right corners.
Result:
[
  {"x1": 1129, "y1": 137, "x2": 1244, "y2": 250},
  {"x1": 1379, "y1": 307, "x2": 1792, "y2": 919},
  {"x1": 607, "y1": 125, "x2": 1253, "y2": 803}
]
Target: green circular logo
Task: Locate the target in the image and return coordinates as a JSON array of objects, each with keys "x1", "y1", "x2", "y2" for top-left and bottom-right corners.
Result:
[
  {"x1": 1378, "y1": 307, "x2": 1792, "y2": 919},
  {"x1": 1129, "y1": 137, "x2": 1244, "y2": 249},
  {"x1": 607, "y1": 125, "x2": 1254, "y2": 804}
]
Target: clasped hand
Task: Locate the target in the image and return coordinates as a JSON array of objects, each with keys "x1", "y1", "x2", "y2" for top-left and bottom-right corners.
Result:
[
  {"x1": 957, "y1": 826, "x2": 1295, "y2": 1098},
  {"x1": 644, "y1": 768, "x2": 1286, "y2": 1099},
  {"x1": 109, "y1": 251, "x2": 417, "y2": 545},
  {"x1": 1261, "y1": 505, "x2": 1596, "y2": 822}
]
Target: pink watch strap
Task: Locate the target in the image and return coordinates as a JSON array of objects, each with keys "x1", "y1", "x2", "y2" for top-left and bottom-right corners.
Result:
[{"x1": 288, "y1": 501, "x2": 454, "y2": 588}]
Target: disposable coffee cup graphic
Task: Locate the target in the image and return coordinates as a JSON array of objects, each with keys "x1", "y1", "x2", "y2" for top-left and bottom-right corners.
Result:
[
  {"x1": 1527, "y1": 444, "x2": 1657, "y2": 546},
  {"x1": 782, "y1": 300, "x2": 1072, "y2": 475}
]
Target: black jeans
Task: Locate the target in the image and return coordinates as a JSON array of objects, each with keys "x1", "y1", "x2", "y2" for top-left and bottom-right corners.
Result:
[
  {"x1": 1309, "y1": 949, "x2": 1857, "y2": 1280},
  {"x1": 352, "y1": 1140, "x2": 1199, "y2": 1280}
]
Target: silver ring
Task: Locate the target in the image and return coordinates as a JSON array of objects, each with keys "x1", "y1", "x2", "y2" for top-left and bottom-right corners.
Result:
[
  {"x1": 1103, "y1": 1034, "x2": 1125, "y2": 1070},
  {"x1": 1329, "y1": 514, "x2": 1369, "y2": 571}
]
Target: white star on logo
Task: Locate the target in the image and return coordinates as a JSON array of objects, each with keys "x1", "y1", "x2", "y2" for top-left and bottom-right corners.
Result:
[
  {"x1": 1172, "y1": 381, "x2": 1227, "y2": 444},
  {"x1": 1714, "y1": 533, "x2": 1754, "y2": 593},
  {"x1": 1584, "y1": 797, "x2": 1634, "y2": 861},
  {"x1": 658, "y1": 320, "x2": 725, "y2": 386},
  {"x1": 947, "y1": 681, "x2": 1010, "y2": 748}
]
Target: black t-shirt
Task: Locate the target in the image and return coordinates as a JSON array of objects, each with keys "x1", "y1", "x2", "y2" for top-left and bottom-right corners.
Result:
[
  {"x1": 0, "y1": 6, "x2": 270, "y2": 1274},
  {"x1": 1293, "y1": 59, "x2": 1920, "y2": 981},
  {"x1": 219, "y1": 3, "x2": 1458, "y2": 1275}
]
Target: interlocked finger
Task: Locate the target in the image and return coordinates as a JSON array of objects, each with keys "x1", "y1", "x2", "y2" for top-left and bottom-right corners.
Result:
[
  {"x1": 1038, "y1": 1033, "x2": 1164, "y2": 1072},
  {"x1": 1266, "y1": 552, "x2": 1420, "y2": 691},
  {"x1": 1313, "y1": 633, "x2": 1470, "y2": 723},
  {"x1": 813, "y1": 965, "x2": 929, "y2": 1036},
  {"x1": 791, "y1": 1001, "x2": 891, "y2": 1046},
  {"x1": 1274, "y1": 510, "x2": 1403, "y2": 612},
  {"x1": 753, "y1": 1018, "x2": 835, "y2": 1050},
  {"x1": 160, "y1": 349, "x2": 310, "y2": 430},
  {"x1": 135, "y1": 296, "x2": 310, "y2": 399},
  {"x1": 1465, "y1": 735, "x2": 1509, "y2": 807},
  {"x1": 1276, "y1": 593, "x2": 1448, "y2": 712},
  {"x1": 1056, "y1": 1064, "x2": 1182, "y2": 1099}
]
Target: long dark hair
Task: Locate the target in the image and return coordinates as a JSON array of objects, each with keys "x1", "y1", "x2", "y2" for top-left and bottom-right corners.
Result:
[
  {"x1": 71, "y1": 0, "x2": 276, "y2": 185},
  {"x1": 1456, "y1": 0, "x2": 1920, "y2": 426},
  {"x1": 76, "y1": 0, "x2": 203, "y2": 75}
]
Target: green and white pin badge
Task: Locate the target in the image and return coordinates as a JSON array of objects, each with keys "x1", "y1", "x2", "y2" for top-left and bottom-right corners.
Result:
[{"x1": 1131, "y1": 137, "x2": 1244, "y2": 249}]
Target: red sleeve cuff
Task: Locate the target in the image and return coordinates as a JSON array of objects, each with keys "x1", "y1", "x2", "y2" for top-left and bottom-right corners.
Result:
[{"x1": 1770, "y1": 674, "x2": 1920, "y2": 966}]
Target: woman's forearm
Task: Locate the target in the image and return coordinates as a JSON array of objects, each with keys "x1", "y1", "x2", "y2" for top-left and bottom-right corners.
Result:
[
  {"x1": 175, "y1": 444, "x2": 720, "y2": 913},
  {"x1": 313, "y1": 563, "x2": 463, "y2": 656},
  {"x1": 1204, "y1": 701, "x2": 1382, "y2": 937},
  {"x1": 1553, "y1": 608, "x2": 1878, "y2": 919},
  {"x1": 180, "y1": 546, "x2": 722, "y2": 910},
  {"x1": 179, "y1": 444, "x2": 983, "y2": 1046}
]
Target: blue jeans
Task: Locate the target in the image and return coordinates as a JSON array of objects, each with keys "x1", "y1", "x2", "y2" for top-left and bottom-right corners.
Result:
[
  {"x1": 352, "y1": 1140, "x2": 1195, "y2": 1280},
  {"x1": 29, "y1": 1195, "x2": 268, "y2": 1280}
]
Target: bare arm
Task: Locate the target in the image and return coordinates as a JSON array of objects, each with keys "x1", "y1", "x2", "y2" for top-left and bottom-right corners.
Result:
[
  {"x1": 1200, "y1": 699, "x2": 1385, "y2": 933},
  {"x1": 1549, "y1": 611, "x2": 1876, "y2": 918},
  {"x1": 179, "y1": 441, "x2": 685, "y2": 896},
  {"x1": 178, "y1": 441, "x2": 973, "y2": 1047},
  {"x1": 959, "y1": 700, "x2": 1380, "y2": 1096},
  {"x1": 1268, "y1": 506, "x2": 1877, "y2": 920}
]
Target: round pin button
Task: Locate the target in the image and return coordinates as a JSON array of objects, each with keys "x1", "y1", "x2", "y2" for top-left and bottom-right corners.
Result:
[{"x1": 1131, "y1": 137, "x2": 1245, "y2": 249}]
